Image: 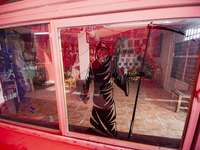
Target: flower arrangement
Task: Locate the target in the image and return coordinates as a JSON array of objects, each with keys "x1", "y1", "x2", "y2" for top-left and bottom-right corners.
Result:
[{"x1": 33, "y1": 76, "x2": 45, "y2": 85}]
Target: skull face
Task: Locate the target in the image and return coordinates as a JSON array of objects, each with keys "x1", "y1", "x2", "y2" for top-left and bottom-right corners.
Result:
[{"x1": 96, "y1": 48, "x2": 109, "y2": 63}]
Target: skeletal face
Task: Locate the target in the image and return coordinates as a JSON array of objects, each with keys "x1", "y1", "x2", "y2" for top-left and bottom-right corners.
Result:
[{"x1": 96, "y1": 48, "x2": 109, "y2": 63}]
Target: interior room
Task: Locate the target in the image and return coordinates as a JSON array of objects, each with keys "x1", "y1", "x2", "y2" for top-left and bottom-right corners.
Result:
[{"x1": 59, "y1": 18, "x2": 200, "y2": 147}]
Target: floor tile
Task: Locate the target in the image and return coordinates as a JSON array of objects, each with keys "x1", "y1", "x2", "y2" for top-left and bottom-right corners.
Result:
[
  {"x1": 162, "y1": 122, "x2": 184, "y2": 135},
  {"x1": 172, "y1": 114, "x2": 187, "y2": 122},
  {"x1": 116, "y1": 115, "x2": 129, "y2": 127},
  {"x1": 149, "y1": 131, "x2": 170, "y2": 138},
  {"x1": 67, "y1": 110, "x2": 75, "y2": 117},
  {"x1": 128, "y1": 111, "x2": 142, "y2": 120},
  {"x1": 79, "y1": 120, "x2": 93, "y2": 128},
  {"x1": 67, "y1": 103, "x2": 80, "y2": 111},
  {"x1": 156, "y1": 112, "x2": 176, "y2": 123},
  {"x1": 132, "y1": 129, "x2": 149, "y2": 135},
  {"x1": 116, "y1": 108, "x2": 127, "y2": 116},
  {"x1": 152, "y1": 106, "x2": 168, "y2": 113},
  {"x1": 76, "y1": 104, "x2": 91, "y2": 111},
  {"x1": 142, "y1": 111, "x2": 157, "y2": 120},
  {"x1": 68, "y1": 119, "x2": 81, "y2": 126},
  {"x1": 145, "y1": 119, "x2": 165, "y2": 132},
  {"x1": 117, "y1": 126, "x2": 129, "y2": 133},
  {"x1": 169, "y1": 133, "x2": 183, "y2": 139},
  {"x1": 69, "y1": 110, "x2": 87, "y2": 120},
  {"x1": 132, "y1": 119, "x2": 147, "y2": 130},
  {"x1": 115, "y1": 102, "x2": 126, "y2": 108}
]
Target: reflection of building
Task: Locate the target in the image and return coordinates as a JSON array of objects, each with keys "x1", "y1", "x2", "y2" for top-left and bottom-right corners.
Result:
[{"x1": 0, "y1": 1, "x2": 200, "y2": 150}]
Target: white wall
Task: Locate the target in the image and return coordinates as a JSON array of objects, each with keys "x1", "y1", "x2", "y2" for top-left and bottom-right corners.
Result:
[
  {"x1": 78, "y1": 31, "x2": 89, "y2": 80},
  {"x1": 161, "y1": 32, "x2": 175, "y2": 91},
  {"x1": 161, "y1": 31, "x2": 190, "y2": 92},
  {"x1": 0, "y1": 82, "x2": 5, "y2": 104}
]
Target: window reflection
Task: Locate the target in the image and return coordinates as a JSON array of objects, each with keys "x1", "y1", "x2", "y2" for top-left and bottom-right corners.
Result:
[
  {"x1": 60, "y1": 19, "x2": 200, "y2": 148},
  {"x1": 0, "y1": 24, "x2": 58, "y2": 129}
]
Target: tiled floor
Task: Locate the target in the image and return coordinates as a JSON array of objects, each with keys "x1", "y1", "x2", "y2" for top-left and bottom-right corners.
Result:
[
  {"x1": 18, "y1": 98, "x2": 58, "y2": 123},
  {"x1": 3, "y1": 84, "x2": 59, "y2": 123},
  {"x1": 5, "y1": 81, "x2": 188, "y2": 139},
  {"x1": 66, "y1": 81, "x2": 188, "y2": 139}
]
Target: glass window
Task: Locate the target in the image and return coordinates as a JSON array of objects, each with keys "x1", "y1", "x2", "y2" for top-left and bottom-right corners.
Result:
[
  {"x1": 184, "y1": 24, "x2": 200, "y2": 41},
  {"x1": 58, "y1": 18, "x2": 200, "y2": 148},
  {"x1": 0, "y1": 24, "x2": 58, "y2": 129}
]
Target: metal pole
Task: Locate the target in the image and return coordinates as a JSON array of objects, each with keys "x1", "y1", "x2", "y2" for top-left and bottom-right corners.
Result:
[{"x1": 127, "y1": 23, "x2": 152, "y2": 139}]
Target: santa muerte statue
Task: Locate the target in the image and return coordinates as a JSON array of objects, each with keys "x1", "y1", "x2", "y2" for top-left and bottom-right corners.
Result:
[{"x1": 81, "y1": 41, "x2": 129, "y2": 138}]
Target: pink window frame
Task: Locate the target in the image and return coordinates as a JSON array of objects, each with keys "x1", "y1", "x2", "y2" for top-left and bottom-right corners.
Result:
[{"x1": 0, "y1": 0, "x2": 199, "y2": 149}]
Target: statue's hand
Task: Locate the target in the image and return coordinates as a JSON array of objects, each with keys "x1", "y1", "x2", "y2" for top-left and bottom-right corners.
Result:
[{"x1": 80, "y1": 91, "x2": 89, "y2": 104}]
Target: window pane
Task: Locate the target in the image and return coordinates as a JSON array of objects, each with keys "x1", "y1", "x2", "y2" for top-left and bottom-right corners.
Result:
[
  {"x1": 194, "y1": 27, "x2": 197, "y2": 34},
  {"x1": 0, "y1": 24, "x2": 58, "y2": 129},
  {"x1": 188, "y1": 29, "x2": 191, "y2": 36},
  {"x1": 59, "y1": 18, "x2": 200, "y2": 148},
  {"x1": 191, "y1": 28, "x2": 194, "y2": 35},
  {"x1": 185, "y1": 29, "x2": 188, "y2": 36},
  {"x1": 198, "y1": 27, "x2": 200, "y2": 33}
]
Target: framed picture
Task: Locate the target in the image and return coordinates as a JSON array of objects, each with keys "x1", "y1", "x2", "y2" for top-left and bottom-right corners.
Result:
[
  {"x1": 134, "y1": 40, "x2": 140, "y2": 47},
  {"x1": 129, "y1": 40, "x2": 133, "y2": 47},
  {"x1": 143, "y1": 39, "x2": 147, "y2": 45}
]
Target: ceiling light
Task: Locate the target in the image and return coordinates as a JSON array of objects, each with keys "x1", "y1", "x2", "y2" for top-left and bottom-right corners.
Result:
[
  {"x1": 163, "y1": 21, "x2": 171, "y2": 24},
  {"x1": 34, "y1": 32, "x2": 49, "y2": 35}
]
